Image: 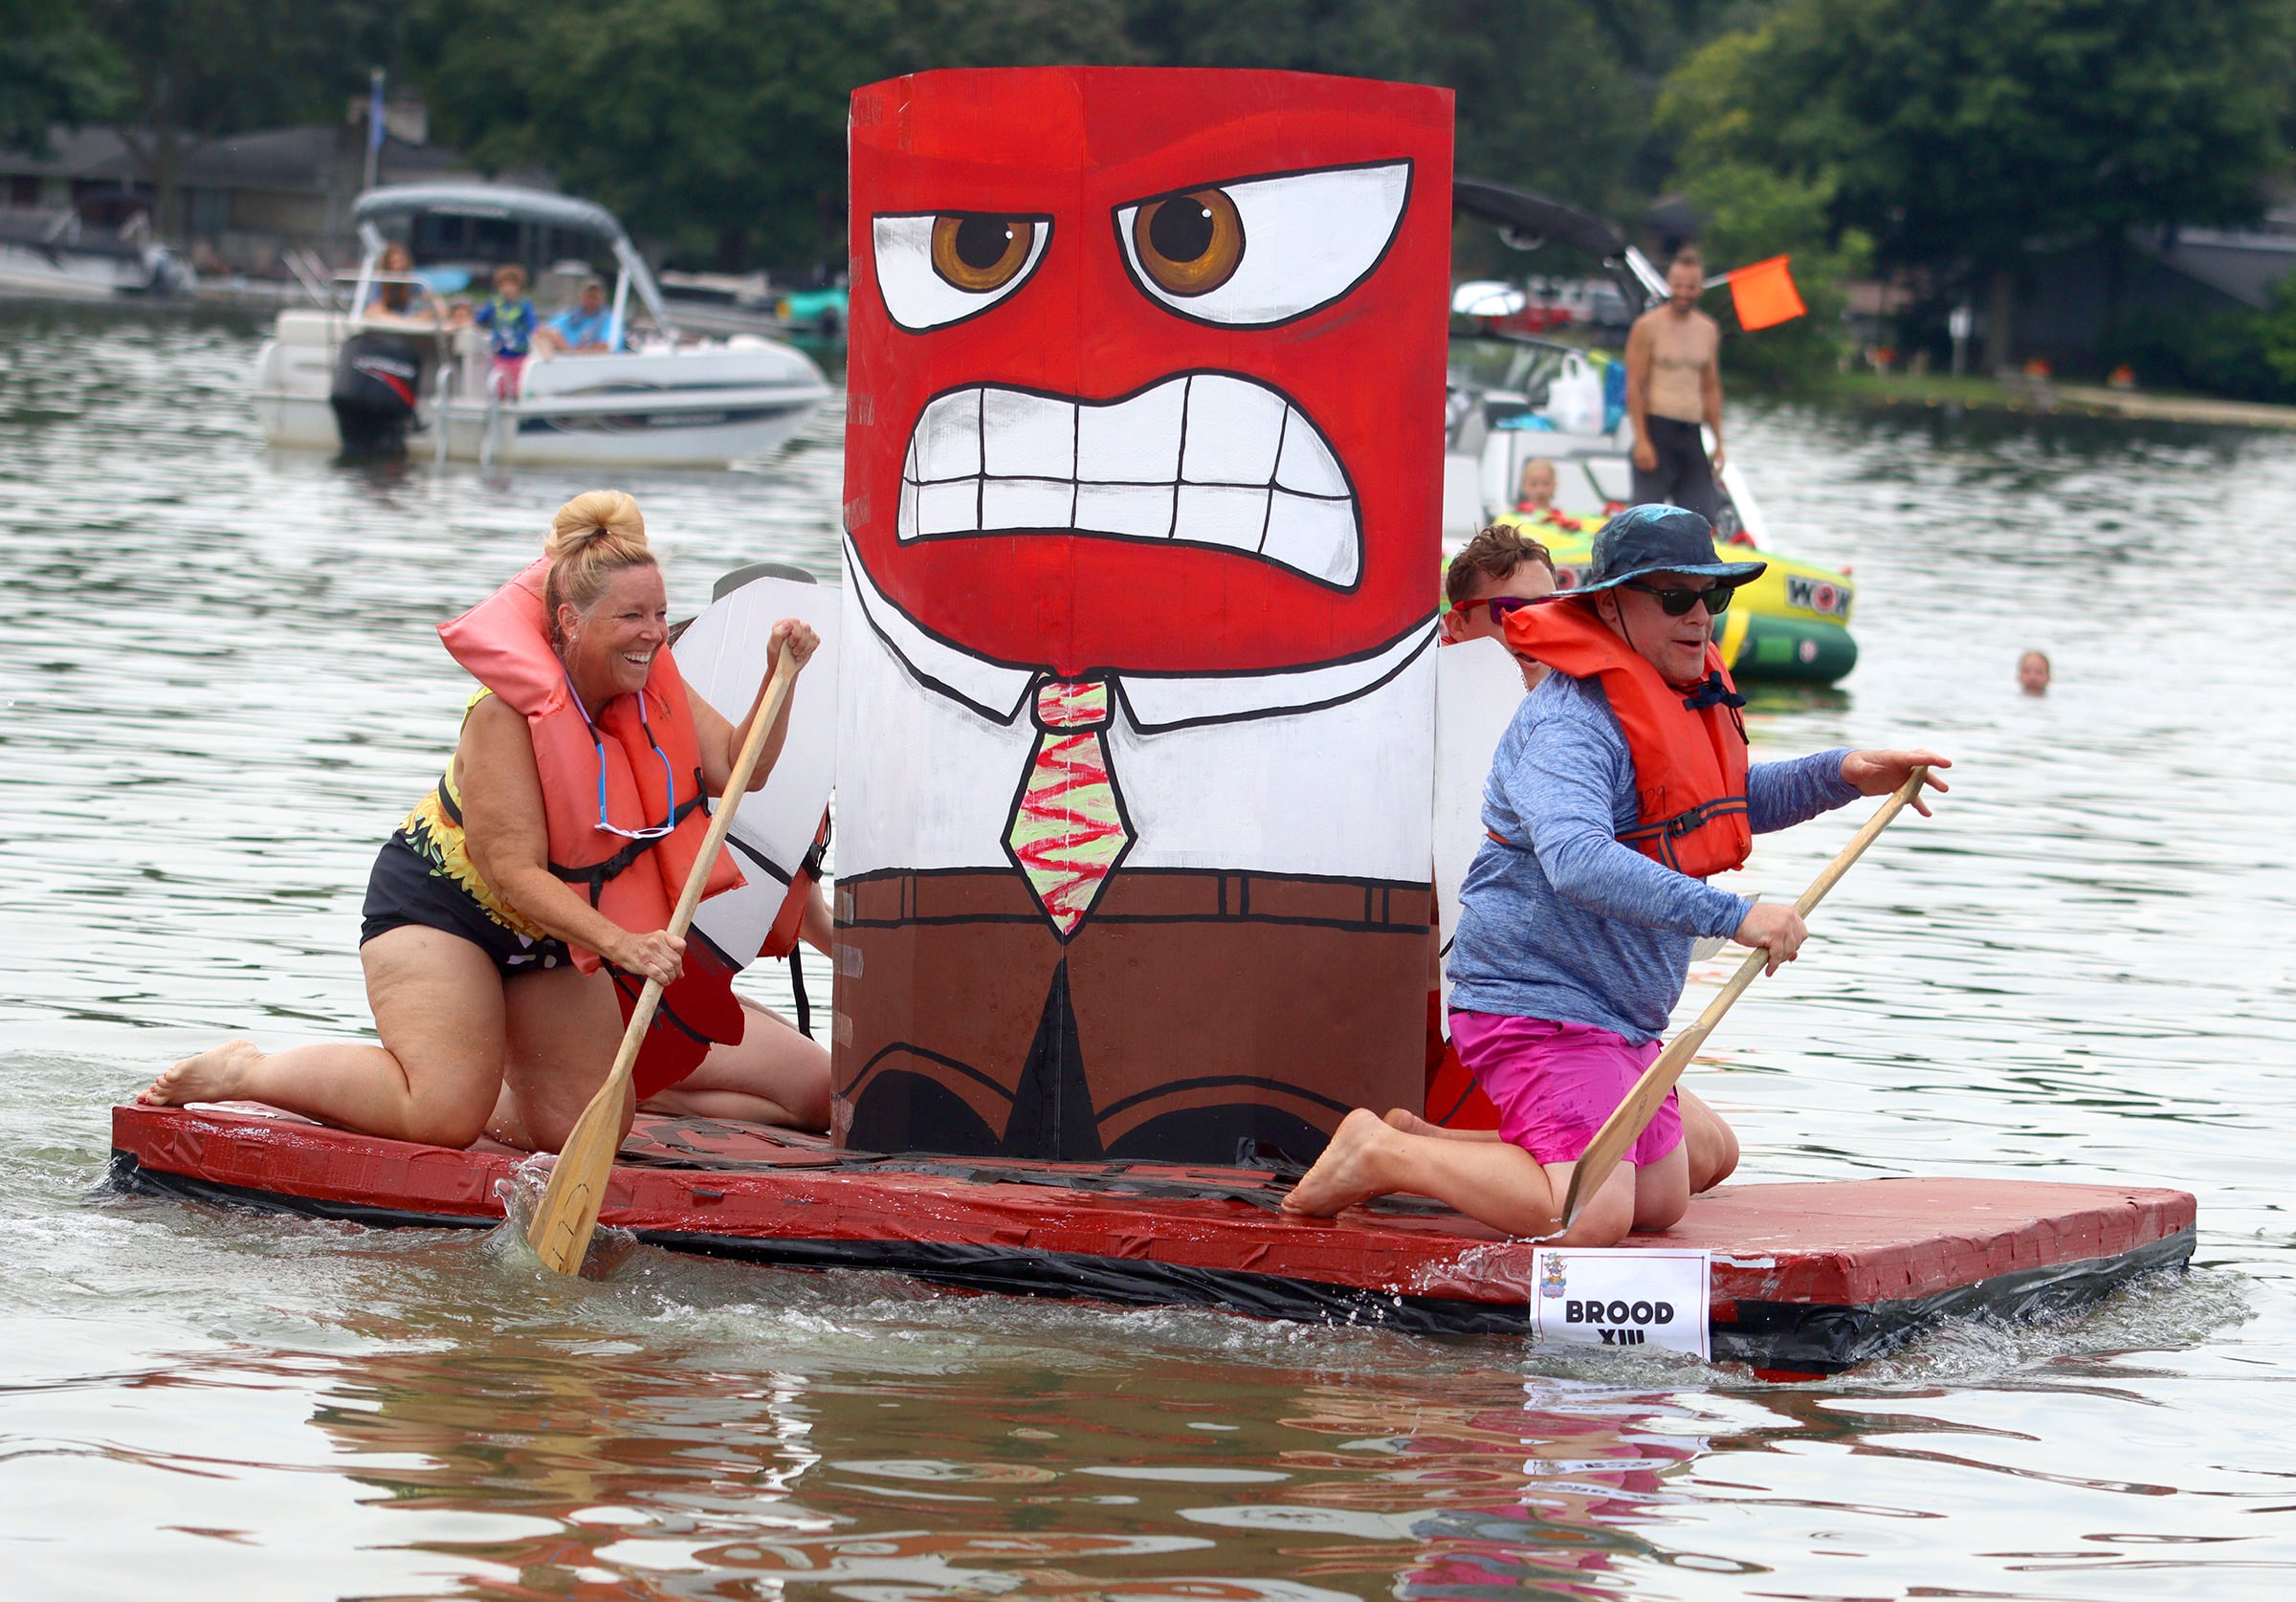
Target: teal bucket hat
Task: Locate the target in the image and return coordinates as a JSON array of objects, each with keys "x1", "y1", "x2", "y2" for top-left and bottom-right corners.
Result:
[{"x1": 1573, "y1": 504, "x2": 1765, "y2": 594}]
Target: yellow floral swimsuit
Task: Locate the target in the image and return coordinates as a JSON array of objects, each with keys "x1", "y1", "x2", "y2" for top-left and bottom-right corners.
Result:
[{"x1": 358, "y1": 691, "x2": 575, "y2": 973}]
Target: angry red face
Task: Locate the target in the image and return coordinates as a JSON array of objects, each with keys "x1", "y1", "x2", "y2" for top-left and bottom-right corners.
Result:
[{"x1": 846, "y1": 68, "x2": 1453, "y2": 676}]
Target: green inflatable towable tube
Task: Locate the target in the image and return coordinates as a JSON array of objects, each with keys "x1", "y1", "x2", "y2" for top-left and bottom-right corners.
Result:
[{"x1": 1464, "y1": 511, "x2": 1859, "y2": 686}]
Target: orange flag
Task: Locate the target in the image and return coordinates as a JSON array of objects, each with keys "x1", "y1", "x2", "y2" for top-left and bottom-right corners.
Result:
[{"x1": 1727, "y1": 255, "x2": 1805, "y2": 331}]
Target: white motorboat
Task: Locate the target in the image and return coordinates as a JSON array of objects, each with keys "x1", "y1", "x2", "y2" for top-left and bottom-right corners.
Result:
[
  {"x1": 1443, "y1": 178, "x2": 1771, "y2": 542},
  {"x1": 250, "y1": 184, "x2": 831, "y2": 468},
  {"x1": 0, "y1": 208, "x2": 186, "y2": 301}
]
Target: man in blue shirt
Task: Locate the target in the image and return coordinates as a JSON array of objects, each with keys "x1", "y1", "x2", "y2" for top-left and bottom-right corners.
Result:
[
  {"x1": 1287, "y1": 506, "x2": 1948, "y2": 1245},
  {"x1": 538, "y1": 277, "x2": 620, "y2": 355}
]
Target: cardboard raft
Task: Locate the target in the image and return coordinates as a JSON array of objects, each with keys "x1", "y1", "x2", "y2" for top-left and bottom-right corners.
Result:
[{"x1": 110, "y1": 1104, "x2": 2193, "y2": 1378}]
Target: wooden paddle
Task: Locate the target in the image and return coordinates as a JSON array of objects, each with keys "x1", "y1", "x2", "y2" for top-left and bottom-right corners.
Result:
[
  {"x1": 527, "y1": 642, "x2": 799, "y2": 1275},
  {"x1": 1556, "y1": 765, "x2": 1932, "y2": 1234}
]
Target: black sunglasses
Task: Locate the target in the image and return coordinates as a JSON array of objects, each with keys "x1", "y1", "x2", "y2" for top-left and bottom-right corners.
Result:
[{"x1": 1622, "y1": 580, "x2": 1733, "y2": 616}]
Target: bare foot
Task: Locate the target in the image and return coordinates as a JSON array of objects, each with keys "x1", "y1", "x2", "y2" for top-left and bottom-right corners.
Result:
[
  {"x1": 138, "y1": 1040, "x2": 262, "y2": 1107},
  {"x1": 1283, "y1": 1108, "x2": 1396, "y2": 1217}
]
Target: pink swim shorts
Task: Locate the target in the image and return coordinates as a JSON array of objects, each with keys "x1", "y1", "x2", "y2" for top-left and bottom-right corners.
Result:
[{"x1": 1447, "y1": 1010, "x2": 1681, "y2": 1168}]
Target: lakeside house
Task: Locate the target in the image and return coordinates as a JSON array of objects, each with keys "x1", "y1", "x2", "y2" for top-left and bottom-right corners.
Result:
[
  {"x1": 2008, "y1": 208, "x2": 2296, "y2": 372},
  {"x1": 0, "y1": 99, "x2": 481, "y2": 279}
]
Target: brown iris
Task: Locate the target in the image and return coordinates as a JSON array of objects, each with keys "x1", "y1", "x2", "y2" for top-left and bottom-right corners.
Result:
[
  {"x1": 929, "y1": 215, "x2": 1036, "y2": 292},
  {"x1": 1132, "y1": 188, "x2": 1244, "y2": 296}
]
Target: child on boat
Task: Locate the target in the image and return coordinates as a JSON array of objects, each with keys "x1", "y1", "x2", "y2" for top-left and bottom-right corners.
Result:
[
  {"x1": 456, "y1": 263, "x2": 538, "y2": 397},
  {"x1": 1515, "y1": 457, "x2": 1560, "y2": 514},
  {"x1": 1286, "y1": 505, "x2": 1948, "y2": 1245},
  {"x1": 1512, "y1": 457, "x2": 1590, "y2": 532}
]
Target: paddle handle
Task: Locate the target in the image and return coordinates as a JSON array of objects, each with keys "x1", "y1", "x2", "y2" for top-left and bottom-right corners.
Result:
[
  {"x1": 1556, "y1": 765, "x2": 1930, "y2": 1232},
  {"x1": 528, "y1": 642, "x2": 799, "y2": 1273}
]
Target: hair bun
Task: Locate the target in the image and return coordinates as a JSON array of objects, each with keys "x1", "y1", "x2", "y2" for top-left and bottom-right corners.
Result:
[
  {"x1": 541, "y1": 492, "x2": 657, "y2": 647},
  {"x1": 546, "y1": 490, "x2": 647, "y2": 561}
]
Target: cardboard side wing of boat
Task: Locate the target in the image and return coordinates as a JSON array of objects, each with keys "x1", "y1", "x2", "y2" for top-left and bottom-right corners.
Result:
[{"x1": 673, "y1": 573, "x2": 839, "y2": 969}]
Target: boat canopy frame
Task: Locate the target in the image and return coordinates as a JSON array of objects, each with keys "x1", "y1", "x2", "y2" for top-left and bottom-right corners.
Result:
[{"x1": 1451, "y1": 177, "x2": 1669, "y2": 314}]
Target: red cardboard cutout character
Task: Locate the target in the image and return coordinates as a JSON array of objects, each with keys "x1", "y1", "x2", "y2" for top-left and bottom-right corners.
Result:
[{"x1": 836, "y1": 68, "x2": 1451, "y2": 1163}]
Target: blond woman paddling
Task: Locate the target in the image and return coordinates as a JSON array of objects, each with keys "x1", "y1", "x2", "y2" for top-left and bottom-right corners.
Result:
[{"x1": 143, "y1": 492, "x2": 828, "y2": 1152}]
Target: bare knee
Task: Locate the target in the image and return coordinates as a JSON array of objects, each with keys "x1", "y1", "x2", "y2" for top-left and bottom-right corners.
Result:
[
  {"x1": 1699, "y1": 1119, "x2": 1740, "y2": 1190},
  {"x1": 1559, "y1": 1183, "x2": 1636, "y2": 1247},
  {"x1": 399, "y1": 1077, "x2": 499, "y2": 1149},
  {"x1": 407, "y1": 1108, "x2": 493, "y2": 1149},
  {"x1": 1552, "y1": 1158, "x2": 1638, "y2": 1246},
  {"x1": 1681, "y1": 1090, "x2": 1740, "y2": 1193}
]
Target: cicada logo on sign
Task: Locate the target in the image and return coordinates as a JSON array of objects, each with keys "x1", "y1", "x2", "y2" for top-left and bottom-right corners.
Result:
[
  {"x1": 1783, "y1": 574, "x2": 1851, "y2": 619},
  {"x1": 1529, "y1": 1247, "x2": 1711, "y2": 1360}
]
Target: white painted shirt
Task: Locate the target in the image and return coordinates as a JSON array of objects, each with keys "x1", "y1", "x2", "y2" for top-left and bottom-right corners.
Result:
[{"x1": 836, "y1": 538, "x2": 1437, "y2": 882}]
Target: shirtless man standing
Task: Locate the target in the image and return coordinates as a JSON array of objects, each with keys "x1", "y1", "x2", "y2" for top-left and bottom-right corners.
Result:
[{"x1": 1626, "y1": 249, "x2": 1724, "y2": 524}]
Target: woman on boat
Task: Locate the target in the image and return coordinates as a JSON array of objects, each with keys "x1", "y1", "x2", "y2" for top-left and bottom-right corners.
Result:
[
  {"x1": 142, "y1": 492, "x2": 830, "y2": 1152},
  {"x1": 363, "y1": 242, "x2": 434, "y2": 322}
]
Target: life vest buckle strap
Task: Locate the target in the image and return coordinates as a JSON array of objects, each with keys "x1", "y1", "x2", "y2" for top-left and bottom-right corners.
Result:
[{"x1": 1662, "y1": 795, "x2": 1749, "y2": 837}]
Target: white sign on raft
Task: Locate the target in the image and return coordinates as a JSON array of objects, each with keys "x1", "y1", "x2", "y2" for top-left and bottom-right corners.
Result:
[{"x1": 1529, "y1": 1247, "x2": 1711, "y2": 1360}]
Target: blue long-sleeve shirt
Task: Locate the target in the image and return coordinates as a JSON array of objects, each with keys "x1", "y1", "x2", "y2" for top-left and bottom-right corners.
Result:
[{"x1": 1446, "y1": 670, "x2": 1857, "y2": 1043}]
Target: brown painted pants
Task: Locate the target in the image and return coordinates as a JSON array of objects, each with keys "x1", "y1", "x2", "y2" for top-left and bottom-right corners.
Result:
[{"x1": 831, "y1": 866, "x2": 1433, "y2": 1164}]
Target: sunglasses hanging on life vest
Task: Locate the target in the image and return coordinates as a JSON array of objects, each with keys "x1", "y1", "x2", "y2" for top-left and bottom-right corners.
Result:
[
  {"x1": 565, "y1": 675, "x2": 679, "y2": 841},
  {"x1": 585, "y1": 726, "x2": 678, "y2": 840},
  {"x1": 592, "y1": 735, "x2": 678, "y2": 841}
]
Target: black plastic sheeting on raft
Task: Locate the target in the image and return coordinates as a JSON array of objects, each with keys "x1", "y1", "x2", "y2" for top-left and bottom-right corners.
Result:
[
  {"x1": 106, "y1": 1152, "x2": 2195, "y2": 1372},
  {"x1": 1713, "y1": 1229, "x2": 2195, "y2": 1374}
]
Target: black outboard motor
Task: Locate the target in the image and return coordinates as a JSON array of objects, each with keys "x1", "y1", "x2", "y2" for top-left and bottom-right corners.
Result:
[{"x1": 329, "y1": 332, "x2": 426, "y2": 455}]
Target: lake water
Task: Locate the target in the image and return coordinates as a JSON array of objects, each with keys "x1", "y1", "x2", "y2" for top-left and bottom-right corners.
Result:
[{"x1": 3, "y1": 302, "x2": 2291, "y2": 1600}]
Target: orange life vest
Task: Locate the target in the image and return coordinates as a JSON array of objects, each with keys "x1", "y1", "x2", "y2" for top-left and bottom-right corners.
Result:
[
  {"x1": 437, "y1": 558, "x2": 748, "y2": 1095},
  {"x1": 1501, "y1": 599, "x2": 1752, "y2": 879},
  {"x1": 758, "y1": 810, "x2": 831, "y2": 962}
]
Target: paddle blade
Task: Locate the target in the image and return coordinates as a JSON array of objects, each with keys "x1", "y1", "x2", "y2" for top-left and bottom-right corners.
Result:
[
  {"x1": 525, "y1": 1082, "x2": 629, "y2": 1275},
  {"x1": 1559, "y1": 1038, "x2": 1699, "y2": 1231}
]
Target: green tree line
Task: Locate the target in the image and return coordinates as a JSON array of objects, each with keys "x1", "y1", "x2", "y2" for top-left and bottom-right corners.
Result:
[{"x1": 12, "y1": 0, "x2": 2296, "y2": 390}]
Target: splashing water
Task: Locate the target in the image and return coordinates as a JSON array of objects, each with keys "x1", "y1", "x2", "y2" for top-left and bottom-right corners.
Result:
[{"x1": 490, "y1": 1152, "x2": 640, "y2": 1281}]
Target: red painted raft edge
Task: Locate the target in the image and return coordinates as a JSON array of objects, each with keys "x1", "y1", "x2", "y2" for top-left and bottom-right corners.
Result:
[{"x1": 108, "y1": 1103, "x2": 2196, "y2": 1316}]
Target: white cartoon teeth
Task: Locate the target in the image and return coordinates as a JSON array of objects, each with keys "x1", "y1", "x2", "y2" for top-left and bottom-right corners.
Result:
[{"x1": 894, "y1": 372, "x2": 1359, "y2": 586}]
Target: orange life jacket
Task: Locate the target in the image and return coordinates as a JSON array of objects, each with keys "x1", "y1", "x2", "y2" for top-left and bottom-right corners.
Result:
[
  {"x1": 1500, "y1": 599, "x2": 1752, "y2": 879},
  {"x1": 437, "y1": 558, "x2": 748, "y2": 1095},
  {"x1": 758, "y1": 810, "x2": 831, "y2": 962}
]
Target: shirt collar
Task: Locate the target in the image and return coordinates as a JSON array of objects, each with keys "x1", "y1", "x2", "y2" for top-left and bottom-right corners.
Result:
[{"x1": 844, "y1": 536, "x2": 1435, "y2": 732}]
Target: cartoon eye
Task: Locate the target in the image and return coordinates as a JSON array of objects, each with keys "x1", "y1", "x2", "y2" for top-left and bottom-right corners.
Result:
[
  {"x1": 1115, "y1": 161, "x2": 1411, "y2": 328},
  {"x1": 1131, "y1": 189, "x2": 1244, "y2": 296},
  {"x1": 932, "y1": 215, "x2": 1039, "y2": 293},
  {"x1": 872, "y1": 212, "x2": 1050, "y2": 331}
]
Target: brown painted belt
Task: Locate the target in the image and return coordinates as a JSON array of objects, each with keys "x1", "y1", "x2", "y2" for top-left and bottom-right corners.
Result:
[{"x1": 842, "y1": 866, "x2": 1431, "y2": 932}]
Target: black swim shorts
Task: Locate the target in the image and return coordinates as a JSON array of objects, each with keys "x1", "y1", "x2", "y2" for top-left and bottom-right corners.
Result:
[
  {"x1": 359, "y1": 833, "x2": 575, "y2": 976},
  {"x1": 1630, "y1": 415, "x2": 1722, "y2": 525}
]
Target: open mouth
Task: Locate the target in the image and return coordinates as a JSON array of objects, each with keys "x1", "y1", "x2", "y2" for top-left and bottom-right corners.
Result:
[{"x1": 896, "y1": 372, "x2": 1360, "y2": 587}]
